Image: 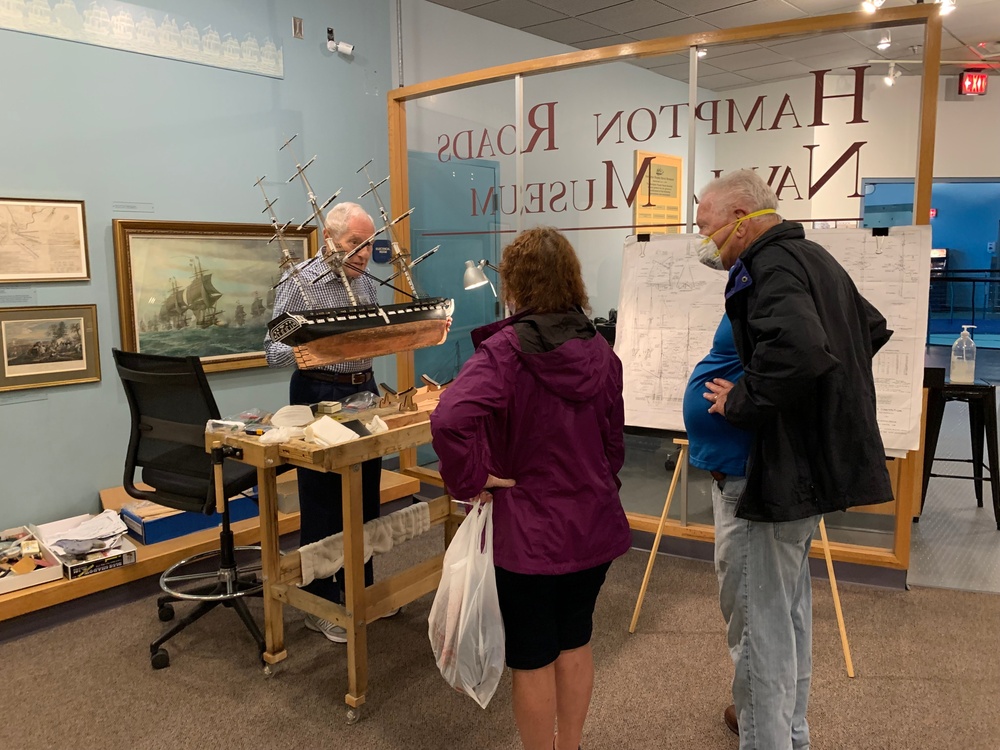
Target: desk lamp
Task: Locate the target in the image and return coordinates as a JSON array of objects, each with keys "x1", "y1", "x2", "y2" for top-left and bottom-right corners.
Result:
[{"x1": 463, "y1": 259, "x2": 499, "y2": 297}]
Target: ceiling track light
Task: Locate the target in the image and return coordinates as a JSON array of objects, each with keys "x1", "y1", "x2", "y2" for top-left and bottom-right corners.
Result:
[
  {"x1": 937, "y1": 0, "x2": 957, "y2": 16},
  {"x1": 877, "y1": 30, "x2": 891, "y2": 51},
  {"x1": 697, "y1": 47, "x2": 707, "y2": 58},
  {"x1": 883, "y1": 62, "x2": 901, "y2": 86},
  {"x1": 861, "y1": 0, "x2": 884, "y2": 13}
]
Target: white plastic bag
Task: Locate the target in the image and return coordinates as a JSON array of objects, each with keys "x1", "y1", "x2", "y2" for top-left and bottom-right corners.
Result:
[{"x1": 428, "y1": 500, "x2": 505, "y2": 708}]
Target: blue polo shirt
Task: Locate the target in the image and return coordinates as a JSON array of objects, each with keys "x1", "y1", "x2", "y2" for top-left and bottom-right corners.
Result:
[{"x1": 681, "y1": 314, "x2": 752, "y2": 477}]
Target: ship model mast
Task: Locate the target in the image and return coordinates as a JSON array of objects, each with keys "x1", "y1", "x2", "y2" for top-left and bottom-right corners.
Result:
[{"x1": 260, "y1": 137, "x2": 453, "y2": 369}]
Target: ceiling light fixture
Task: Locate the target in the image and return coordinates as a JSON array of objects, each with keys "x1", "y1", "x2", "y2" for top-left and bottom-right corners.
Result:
[
  {"x1": 883, "y1": 62, "x2": 901, "y2": 86},
  {"x1": 877, "y1": 31, "x2": 891, "y2": 51},
  {"x1": 697, "y1": 48, "x2": 707, "y2": 58},
  {"x1": 861, "y1": 0, "x2": 884, "y2": 13},
  {"x1": 937, "y1": 0, "x2": 957, "y2": 16}
]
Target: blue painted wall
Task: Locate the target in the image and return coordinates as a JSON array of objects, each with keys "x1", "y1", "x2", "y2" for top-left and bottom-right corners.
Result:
[{"x1": 0, "y1": 0, "x2": 392, "y2": 528}]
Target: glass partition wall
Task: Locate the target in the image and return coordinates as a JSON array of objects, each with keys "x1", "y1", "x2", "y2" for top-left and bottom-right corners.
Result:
[{"x1": 389, "y1": 4, "x2": 943, "y2": 570}]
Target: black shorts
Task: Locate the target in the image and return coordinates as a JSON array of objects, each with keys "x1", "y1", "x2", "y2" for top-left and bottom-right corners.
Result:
[{"x1": 494, "y1": 561, "x2": 612, "y2": 671}]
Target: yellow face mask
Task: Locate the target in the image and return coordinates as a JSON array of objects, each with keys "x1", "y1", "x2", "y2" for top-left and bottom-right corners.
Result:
[{"x1": 697, "y1": 208, "x2": 777, "y2": 270}]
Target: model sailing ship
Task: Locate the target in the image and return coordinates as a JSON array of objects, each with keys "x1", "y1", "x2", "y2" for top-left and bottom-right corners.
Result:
[{"x1": 259, "y1": 136, "x2": 451, "y2": 369}]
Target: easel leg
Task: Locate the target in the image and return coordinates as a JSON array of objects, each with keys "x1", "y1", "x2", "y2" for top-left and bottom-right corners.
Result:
[
  {"x1": 629, "y1": 446, "x2": 687, "y2": 634},
  {"x1": 342, "y1": 464, "x2": 368, "y2": 722},
  {"x1": 818, "y1": 518, "x2": 854, "y2": 678}
]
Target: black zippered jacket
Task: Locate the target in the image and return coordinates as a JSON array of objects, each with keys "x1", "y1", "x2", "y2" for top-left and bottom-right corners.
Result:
[{"x1": 724, "y1": 221, "x2": 894, "y2": 522}]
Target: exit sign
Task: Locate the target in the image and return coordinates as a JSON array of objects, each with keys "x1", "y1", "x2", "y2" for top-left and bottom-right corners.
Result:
[{"x1": 959, "y1": 70, "x2": 988, "y2": 96}]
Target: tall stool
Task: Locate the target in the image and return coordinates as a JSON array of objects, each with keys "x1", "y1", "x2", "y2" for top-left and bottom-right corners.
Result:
[{"x1": 921, "y1": 367, "x2": 1000, "y2": 529}]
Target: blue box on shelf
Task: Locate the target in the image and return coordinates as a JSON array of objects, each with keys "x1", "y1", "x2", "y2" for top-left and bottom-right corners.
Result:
[{"x1": 118, "y1": 496, "x2": 259, "y2": 546}]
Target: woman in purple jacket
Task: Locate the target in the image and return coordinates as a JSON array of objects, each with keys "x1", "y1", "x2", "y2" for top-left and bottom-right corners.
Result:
[{"x1": 431, "y1": 227, "x2": 631, "y2": 750}]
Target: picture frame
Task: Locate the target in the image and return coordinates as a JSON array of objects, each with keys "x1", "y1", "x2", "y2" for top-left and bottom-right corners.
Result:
[
  {"x1": 1, "y1": 305, "x2": 100, "y2": 392},
  {"x1": 0, "y1": 198, "x2": 90, "y2": 283},
  {"x1": 113, "y1": 220, "x2": 318, "y2": 373}
]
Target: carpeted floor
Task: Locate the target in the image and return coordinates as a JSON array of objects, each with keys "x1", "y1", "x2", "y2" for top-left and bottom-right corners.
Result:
[{"x1": 5, "y1": 529, "x2": 1000, "y2": 750}]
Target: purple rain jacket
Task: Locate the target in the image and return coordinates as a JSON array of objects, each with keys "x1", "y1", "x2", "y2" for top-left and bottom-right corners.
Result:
[{"x1": 430, "y1": 309, "x2": 632, "y2": 576}]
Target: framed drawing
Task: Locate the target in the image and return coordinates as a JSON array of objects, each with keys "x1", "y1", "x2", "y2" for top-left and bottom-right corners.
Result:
[
  {"x1": 1, "y1": 305, "x2": 100, "y2": 392},
  {"x1": 113, "y1": 220, "x2": 318, "y2": 372},
  {"x1": 0, "y1": 198, "x2": 90, "y2": 283}
]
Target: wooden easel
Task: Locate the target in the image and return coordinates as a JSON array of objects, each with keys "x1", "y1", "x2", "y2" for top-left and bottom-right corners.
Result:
[{"x1": 629, "y1": 440, "x2": 855, "y2": 678}]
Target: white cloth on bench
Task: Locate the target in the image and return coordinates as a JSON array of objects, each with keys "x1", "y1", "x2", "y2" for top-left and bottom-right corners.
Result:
[{"x1": 298, "y1": 501, "x2": 431, "y2": 586}]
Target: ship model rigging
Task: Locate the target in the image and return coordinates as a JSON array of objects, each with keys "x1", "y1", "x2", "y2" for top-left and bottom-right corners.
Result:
[{"x1": 258, "y1": 136, "x2": 451, "y2": 369}]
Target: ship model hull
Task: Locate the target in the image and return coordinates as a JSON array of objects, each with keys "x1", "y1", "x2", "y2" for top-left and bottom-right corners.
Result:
[{"x1": 268, "y1": 297, "x2": 452, "y2": 369}]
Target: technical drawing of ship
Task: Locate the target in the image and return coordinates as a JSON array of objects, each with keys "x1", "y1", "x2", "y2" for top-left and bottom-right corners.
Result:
[
  {"x1": 202, "y1": 26, "x2": 220, "y2": 56},
  {"x1": 186, "y1": 257, "x2": 224, "y2": 328},
  {"x1": 111, "y1": 8, "x2": 134, "y2": 40},
  {"x1": 241, "y1": 33, "x2": 259, "y2": 65},
  {"x1": 222, "y1": 33, "x2": 240, "y2": 62},
  {"x1": 180, "y1": 21, "x2": 199, "y2": 52},
  {"x1": 158, "y1": 15, "x2": 180, "y2": 50},
  {"x1": 135, "y1": 14, "x2": 156, "y2": 46},
  {"x1": 0, "y1": 0, "x2": 26, "y2": 21},
  {"x1": 26, "y1": 0, "x2": 51, "y2": 27},
  {"x1": 83, "y1": 2, "x2": 110, "y2": 36}
]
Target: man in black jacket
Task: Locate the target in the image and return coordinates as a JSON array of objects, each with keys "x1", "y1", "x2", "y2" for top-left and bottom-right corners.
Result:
[{"x1": 697, "y1": 169, "x2": 893, "y2": 750}]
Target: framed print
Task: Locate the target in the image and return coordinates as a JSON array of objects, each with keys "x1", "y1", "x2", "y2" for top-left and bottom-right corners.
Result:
[
  {"x1": 0, "y1": 198, "x2": 90, "y2": 283},
  {"x1": 113, "y1": 220, "x2": 318, "y2": 373},
  {"x1": 1, "y1": 305, "x2": 100, "y2": 392}
]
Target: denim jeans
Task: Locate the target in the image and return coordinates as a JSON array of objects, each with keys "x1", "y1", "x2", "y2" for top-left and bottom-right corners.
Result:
[{"x1": 712, "y1": 476, "x2": 820, "y2": 750}]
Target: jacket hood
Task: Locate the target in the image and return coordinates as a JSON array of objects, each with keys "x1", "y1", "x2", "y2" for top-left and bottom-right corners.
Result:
[{"x1": 471, "y1": 310, "x2": 612, "y2": 402}]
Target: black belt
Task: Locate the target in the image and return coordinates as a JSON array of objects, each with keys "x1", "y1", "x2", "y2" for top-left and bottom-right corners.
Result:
[{"x1": 300, "y1": 369, "x2": 373, "y2": 385}]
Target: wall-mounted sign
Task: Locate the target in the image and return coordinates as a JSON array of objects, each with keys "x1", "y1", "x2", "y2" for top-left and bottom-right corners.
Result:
[
  {"x1": 632, "y1": 151, "x2": 683, "y2": 235},
  {"x1": 959, "y1": 70, "x2": 988, "y2": 96}
]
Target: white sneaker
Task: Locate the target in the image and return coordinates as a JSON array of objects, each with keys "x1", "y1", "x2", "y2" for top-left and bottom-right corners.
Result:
[
  {"x1": 376, "y1": 606, "x2": 402, "y2": 621},
  {"x1": 304, "y1": 613, "x2": 347, "y2": 643}
]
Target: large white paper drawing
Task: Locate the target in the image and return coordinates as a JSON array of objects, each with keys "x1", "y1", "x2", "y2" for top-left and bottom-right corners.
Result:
[
  {"x1": 0, "y1": 1, "x2": 283, "y2": 79},
  {"x1": 614, "y1": 226, "x2": 932, "y2": 454}
]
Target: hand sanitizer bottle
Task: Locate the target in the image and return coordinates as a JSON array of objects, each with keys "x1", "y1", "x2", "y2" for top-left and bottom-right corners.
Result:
[{"x1": 950, "y1": 325, "x2": 977, "y2": 384}]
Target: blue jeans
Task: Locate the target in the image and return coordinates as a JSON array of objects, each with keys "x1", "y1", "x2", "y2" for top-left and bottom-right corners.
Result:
[{"x1": 712, "y1": 476, "x2": 820, "y2": 750}]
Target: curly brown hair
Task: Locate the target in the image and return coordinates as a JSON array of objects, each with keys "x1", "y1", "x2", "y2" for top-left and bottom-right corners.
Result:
[{"x1": 499, "y1": 227, "x2": 590, "y2": 314}]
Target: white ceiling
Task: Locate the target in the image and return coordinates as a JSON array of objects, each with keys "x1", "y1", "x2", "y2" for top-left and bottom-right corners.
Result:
[{"x1": 426, "y1": 0, "x2": 1000, "y2": 89}]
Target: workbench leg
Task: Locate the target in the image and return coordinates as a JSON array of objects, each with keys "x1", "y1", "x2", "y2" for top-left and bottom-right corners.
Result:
[
  {"x1": 342, "y1": 463, "x2": 368, "y2": 721},
  {"x1": 257, "y1": 466, "x2": 287, "y2": 668}
]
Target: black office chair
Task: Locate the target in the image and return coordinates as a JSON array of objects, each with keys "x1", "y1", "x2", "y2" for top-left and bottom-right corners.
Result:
[{"x1": 113, "y1": 348, "x2": 266, "y2": 669}]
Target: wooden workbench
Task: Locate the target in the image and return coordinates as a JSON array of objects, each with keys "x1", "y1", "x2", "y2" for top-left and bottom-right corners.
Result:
[{"x1": 207, "y1": 391, "x2": 458, "y2": 723}]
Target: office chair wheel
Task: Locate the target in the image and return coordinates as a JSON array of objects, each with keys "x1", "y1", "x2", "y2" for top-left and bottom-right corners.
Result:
[
  {"x1": 158, "y1": 603, "x2": 175, "y2": 622},
  {"x1": 151, "y1": 648, "x2": 170, "y2": 670},
  {"x1": 346, "y1": 707, "x2": 360, "y2": 725}
]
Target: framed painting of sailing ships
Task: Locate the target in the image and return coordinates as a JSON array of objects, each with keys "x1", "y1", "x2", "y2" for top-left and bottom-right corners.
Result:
[
  {"x1": 0, "y1": 198, "x2": 90, "y2": 283},
  {"x1": 0, "y1": 305, "x2": 100, "y2": 392},
  {"x1": 113, "y1": 220, "x2": 318, "y2": 372}
]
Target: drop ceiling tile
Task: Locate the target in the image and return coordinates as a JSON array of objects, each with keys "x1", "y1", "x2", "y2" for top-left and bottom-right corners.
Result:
[
  {"x1": 767, "y1": 33, "x2": 872, "y2": 59},
  {"x1": 941, "y1": 45, "x2": 992, "y2": 62},
  {"x1": 660, "y1": 0, "x2": 752, "y2": 14},
  {"x1": 427, "y1": 0, "x2": 492, "y2": 10},
  {"x1": 630, "y1": 52, "x2": 691, "y2": 67},
  {"x1": 580, "y1": 0, "x2": 684, "y2": 34},
  {"x1": 703, "y1": 42, "x2": 763, "y2": 57},
  {"x1": 739, "y1": 60, "x2": 814, "y2": 81},
  {"x1": 781, "y1": 0, "x2": 856, "y2": 13},
  {"x1": 530, "y1": 0, "x2": 629, "y2": 14},
  {"x1": 574, "y1": 33, "x2": 641, "y2": 49},
  {"x1": 697, "y1": 71, "x2": 755, "y2": 89},
  {"x1": 710, "y1": 46, "x2": 789, "y2": 70},
  {"x1": 647, "y1": 61, "x2": 726, "y2": 80},
  {"x1": 698, "y1": 0, "x2": 807, "y2": 28},
  {"x1": 628, "y1": 16, "x2": 719, "y2": 41},
  {"x1": 797, "y1": 49, "x2": 881, "y2": 72},
  {"x1": 847, "y1": 26, "x2": 927, "y2": 51},
  {"x1": 465, "y1": 0, "x2": 565, "y2": 28},
  {"x1": 522, "y1": 16, "x2": 617, "y2": 43}
]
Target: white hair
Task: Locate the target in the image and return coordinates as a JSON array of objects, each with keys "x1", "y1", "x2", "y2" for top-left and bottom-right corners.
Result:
[
  {"x1": 324, "y1": 202, "x2": 373, "y2": 240},
  {"x1": 700, "y1": 169, "x2": 779, "y2": 215}
]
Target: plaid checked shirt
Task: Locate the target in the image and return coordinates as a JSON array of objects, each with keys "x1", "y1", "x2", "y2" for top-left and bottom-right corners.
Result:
[{"x1": 264, "y1": 257, "x2": 381, "y2": 374}]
